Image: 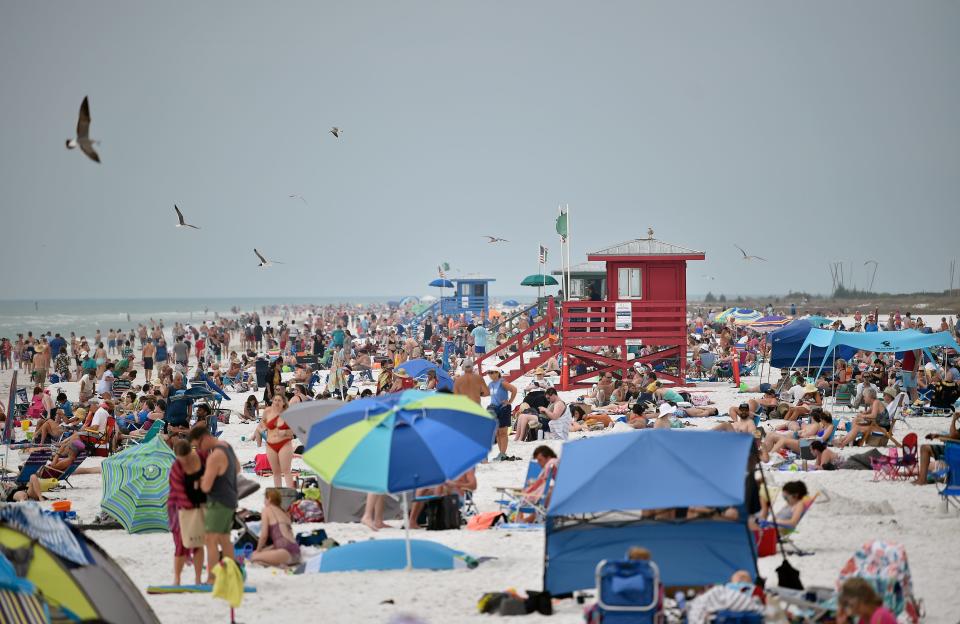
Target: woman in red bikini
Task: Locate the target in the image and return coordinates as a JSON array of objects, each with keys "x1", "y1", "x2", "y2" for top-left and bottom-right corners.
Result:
[{"x1": 259, "y1": 393, "x2": 296, "y2": 488}]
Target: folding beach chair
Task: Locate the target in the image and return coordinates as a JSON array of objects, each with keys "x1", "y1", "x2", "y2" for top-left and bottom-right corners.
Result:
[
  {"x1": 494, "y1": 460, "x2": 543, "y2": 517},
  {"x1": 45, "y1": 451, "x2": 88, "y2": 489},
  {"x1": 758, "y1": 492, "x2": 819, "y2": 556},
  {"x1": 13, "y1": 450, "x2": 53, "y2": 485},
  {"x1": 587, "y1": 559, "x2": 662, "y2": 624},
  {"x1": 124, "y1": 419, "x2": 165, "y2": 448},
  {"x1": 871, "y1": 433, "x2": 919, "y2": 482},
  {"x1": 938, "y1": 441, "x2": 960, "y2": 512},
  {"x1": 830, "y1": 383, "x2": 854, "y2": 414},
  {"x1": 496, "y1": 464, "x2": 556, "y2": 526}
]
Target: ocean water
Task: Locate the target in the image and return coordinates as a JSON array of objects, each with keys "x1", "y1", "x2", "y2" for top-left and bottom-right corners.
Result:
[{"x1": 0, "y1": 297, "x2": 390, "y2": 339}]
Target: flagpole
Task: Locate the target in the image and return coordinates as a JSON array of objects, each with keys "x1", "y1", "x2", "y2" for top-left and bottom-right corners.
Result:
[
  {"x1": 565, "y1": 203, "x2": 572, "y2": 301},
  {"x1": 558, "y1": 205, "x2": 567, "y2": 301}
]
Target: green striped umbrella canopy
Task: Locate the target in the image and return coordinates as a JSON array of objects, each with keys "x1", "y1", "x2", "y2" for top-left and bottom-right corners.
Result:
[{"x1": 101, "y1": 435, "x2": 175, "y2": 534}]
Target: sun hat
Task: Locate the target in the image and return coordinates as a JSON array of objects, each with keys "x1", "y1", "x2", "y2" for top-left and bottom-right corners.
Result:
[
  {"x1": 658, "y1": 403, "x2": 674, "y2": 418},
  {"x1": 393, "y1": 368, "x2": 410, "y2": 378},
  {"x1": 534, "y1": 367, "x2": 546, "y2": 375},
  {"x1": 803, "y1": 383, "x2": 818, "y2": 394},
  {"x1": 486, "y1": 369, "x2": 502, "y2": 376}
]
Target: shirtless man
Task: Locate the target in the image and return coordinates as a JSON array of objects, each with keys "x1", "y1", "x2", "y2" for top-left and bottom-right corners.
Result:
[
  {"x1": 453, "y1": 359, "x2": 489, "y2": 405},
  {"x1": 142, "y1": 339, "x2": 156, "y2": 382},
  {"x1": 715, "y1": 403, "x2": 757, "y2": 434}
]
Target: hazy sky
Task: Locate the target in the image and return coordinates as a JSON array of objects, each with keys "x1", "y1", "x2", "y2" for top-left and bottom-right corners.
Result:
[{"x1": 1, "y1": 1, "x2": 958, "y2": 300}]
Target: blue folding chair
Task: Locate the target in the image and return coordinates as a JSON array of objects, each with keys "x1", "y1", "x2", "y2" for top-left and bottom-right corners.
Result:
[
  {"x1": 938, "y1": 441, "x2": 960, "y2": 511},
  {"x1": 590, "y1": 559, "x2": 662, "y2": 624}
]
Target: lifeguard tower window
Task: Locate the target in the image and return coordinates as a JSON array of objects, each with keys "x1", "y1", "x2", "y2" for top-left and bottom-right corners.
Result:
[
  {"x1": 471, "y1": 283, "x2": 485, "y2": 297},
  {"x1": 618, "y1": 268, "x2": 642, "y2": 299}
]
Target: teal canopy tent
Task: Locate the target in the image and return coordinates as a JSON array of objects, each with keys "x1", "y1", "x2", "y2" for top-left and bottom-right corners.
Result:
[{"x1": 790, "y1": 328, "x2": 960, "y2": 374}]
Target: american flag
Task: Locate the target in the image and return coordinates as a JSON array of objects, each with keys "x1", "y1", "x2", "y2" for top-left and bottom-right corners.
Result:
[
  {"x1": 438, "y1": 265, "x2": 446, "y2": 279},
  {"x1": 538, "y1": 245, "x2": 548, "y2": 264}
]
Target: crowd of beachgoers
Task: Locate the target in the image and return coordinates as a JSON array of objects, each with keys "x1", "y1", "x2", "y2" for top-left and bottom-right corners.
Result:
[{"x1": 0, "y1": 299, "x2": 958, "y2": 622}]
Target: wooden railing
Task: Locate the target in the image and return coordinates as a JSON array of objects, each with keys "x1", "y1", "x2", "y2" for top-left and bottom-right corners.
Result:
[
  {"x1": 560, "y1": 300, "x2": 687, "y2": 342},
  {"x1": 476, "y1": 298, "x2": 556, "y2": 371},
  {"x1": 488, "y1": 302, "x2": 538, "y2": 338}
]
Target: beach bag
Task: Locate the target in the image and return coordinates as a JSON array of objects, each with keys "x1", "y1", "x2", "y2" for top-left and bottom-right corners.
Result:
[
  {"x1": 178, "y1": 507, "x2": 206, "y2": 549},
  {"x1": 424, "y1": 495, "x2": 461, "y2": 531},
  {"x1": 254, "y1": 453, "x2": 271, "y2": 476},
  {"x1": 296, "y1": 528, "x2": 328, "y2": 547},
  {"x1": 466, "y1": 511, "x2": 506, "y2": 531},
  {"x1": 289, "y1": 499, "x2": 324, "y2": 523},
  {"x1": 753, "y1": 526, "x2": 778, "y2": 558}
]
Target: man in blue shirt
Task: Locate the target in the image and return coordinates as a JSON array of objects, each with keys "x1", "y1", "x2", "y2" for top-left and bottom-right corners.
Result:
[
  {"x1": 471, "y1": 323, "x2": 489, "y2": 355},
  {"x1": 48, "y1": 333, "x2": 67, "y2": 358}
]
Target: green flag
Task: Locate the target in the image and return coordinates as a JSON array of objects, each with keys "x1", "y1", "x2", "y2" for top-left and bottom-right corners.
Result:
[
  {"x1": 442, "y1": 262, "x2": 450, "y2": 271},
  {"x1": 555, "y1": 211, "x2": 568, "y2": 240}
]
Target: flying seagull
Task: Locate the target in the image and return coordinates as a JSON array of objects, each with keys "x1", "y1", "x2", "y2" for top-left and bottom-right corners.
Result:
[
  {"x1": 254, "y1": 248, "x2": 285, "y2": 267},
  {"x1": 484, "y1": 236, "x2": 509, "y2": 243},
  {"x1": 174, "y1": 205, "x2": 200, "y2": 229},
  {"x1": 701, "y1": 274, "x2": 716, "y2": 280},
  {"x1": 288, "y1": 194, "x2": 309, "y2": 206},
  {"x1": 330, "y1": 127, "x2": 341, "y2": 139},
  {"x1": 65, "y1": 96, "x2": 100, "y2": 163},
  {"x1": 734, "y1": 244, "x2": 766, "y2": 262}
]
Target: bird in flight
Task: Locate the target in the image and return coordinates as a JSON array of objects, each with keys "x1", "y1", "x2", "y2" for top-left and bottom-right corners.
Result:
[
  {"x1": 734, "y1": 244, "x2": 766, "y2": 262},
  {"x1": 701, "y1": 274, "x2": 716, "y2": 280},
  {"x1": 65, "y1": 96, "x2": 100, "y2": 163},
  {"x1": 288, "y1": 194, "x2": 309, "y2": 206},
  {"x1": 254, "y1": 248, "x2": 285, "y2": 267},
  {"x1": 174, "y1": 205, "x2": 200, "y2": 229},
  {"x1": 484, "y1": 236, "x2": 509, "y2": 243},
  {"x1": 330, "y1": 127, "x2": 342, "y2": 139}
]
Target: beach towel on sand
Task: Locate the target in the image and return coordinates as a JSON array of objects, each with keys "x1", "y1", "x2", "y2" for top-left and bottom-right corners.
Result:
[{"x1": 212, "y1": 559, "x2": 244, "y2": 608}]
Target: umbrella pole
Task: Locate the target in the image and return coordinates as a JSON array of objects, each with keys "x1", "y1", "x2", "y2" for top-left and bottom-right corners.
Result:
[{"x1": 402, "y1": 491, "x2": 412, "y2": 570}]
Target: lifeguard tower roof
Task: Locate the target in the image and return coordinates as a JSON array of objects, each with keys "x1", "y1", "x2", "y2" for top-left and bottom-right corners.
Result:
[
  {"x1": 587, "y1": 232, "x2": 705, "y2": 261},
  {"x1": 551, "y1": 261, "x2": 606, "y2": 276}
]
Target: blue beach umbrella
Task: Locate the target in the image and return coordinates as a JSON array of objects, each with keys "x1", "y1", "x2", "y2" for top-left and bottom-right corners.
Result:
[
  {"x1": 428, "y1": 278, "x2": 454, "y2": 288},
  {"x1": 302, "y1": 390, "x2": 496, "y2": 569},
  {"x1": 395, "y1": 358, "x2": 454, "y2": 391},
  {"x1": 502, "y1": 299, "x2": 520, "y2": 307},
  {"x1": 302, "y1": 390, "x2": 495, "y2": 493}
]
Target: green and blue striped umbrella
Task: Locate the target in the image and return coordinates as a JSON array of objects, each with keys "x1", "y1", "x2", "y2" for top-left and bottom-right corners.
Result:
[
  {"x1": 101, "y1": 435, "x2": 175, "y2": 534},
  {"x1": 302, "y1": 390, "x2": 496, "y2": 494}
]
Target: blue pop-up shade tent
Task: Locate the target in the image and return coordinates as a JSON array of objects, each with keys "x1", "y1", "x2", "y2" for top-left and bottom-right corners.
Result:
[
  {"x1": 544, "y1": 430, "x2": 757, "y2": 595},
  {"x1": 769, "y1": 320, "x2": 855, "y2": 370},
  {"x1": 790, "y1": 328, "x2": 960, "y2": 374}
]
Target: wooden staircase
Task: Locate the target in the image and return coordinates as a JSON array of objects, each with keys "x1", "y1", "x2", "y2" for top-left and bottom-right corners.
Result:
[{"x1": 475, "y1": 297, "x2": 558, "y2": 381}]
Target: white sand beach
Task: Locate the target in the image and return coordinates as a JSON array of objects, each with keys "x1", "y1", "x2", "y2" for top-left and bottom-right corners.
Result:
[{"x1": 4, "y1": 363, "x2": 959, "y2": 623}]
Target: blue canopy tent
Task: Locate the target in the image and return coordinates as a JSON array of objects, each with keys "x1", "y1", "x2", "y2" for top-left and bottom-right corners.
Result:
[
  {"x1": 544, "y1": 430, "x2": 757, "y2": 595},
  {"x1": 769, "y1": 320, "x2": 854, "y2": 370},
  {"x1": 790, "y1": 328, "x2": 960, "y2": 375}
]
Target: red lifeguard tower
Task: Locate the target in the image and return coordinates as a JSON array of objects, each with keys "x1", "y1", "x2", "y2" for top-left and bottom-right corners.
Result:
[{"x1": 476, "y1": 229, "x2": 704, "y2": 389}]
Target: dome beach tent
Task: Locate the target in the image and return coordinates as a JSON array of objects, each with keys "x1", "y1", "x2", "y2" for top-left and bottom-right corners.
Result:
[
  {"x1": 0, "y1": 503, "x2": 159, "y2": 623},
  {"x1": 544, "y1": 430, "x2": 757, "y2": 595}
]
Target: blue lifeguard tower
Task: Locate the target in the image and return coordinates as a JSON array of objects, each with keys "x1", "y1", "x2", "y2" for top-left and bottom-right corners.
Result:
[{"x1": 440, "y1": 275, "x2": 495, "y2": 319}]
